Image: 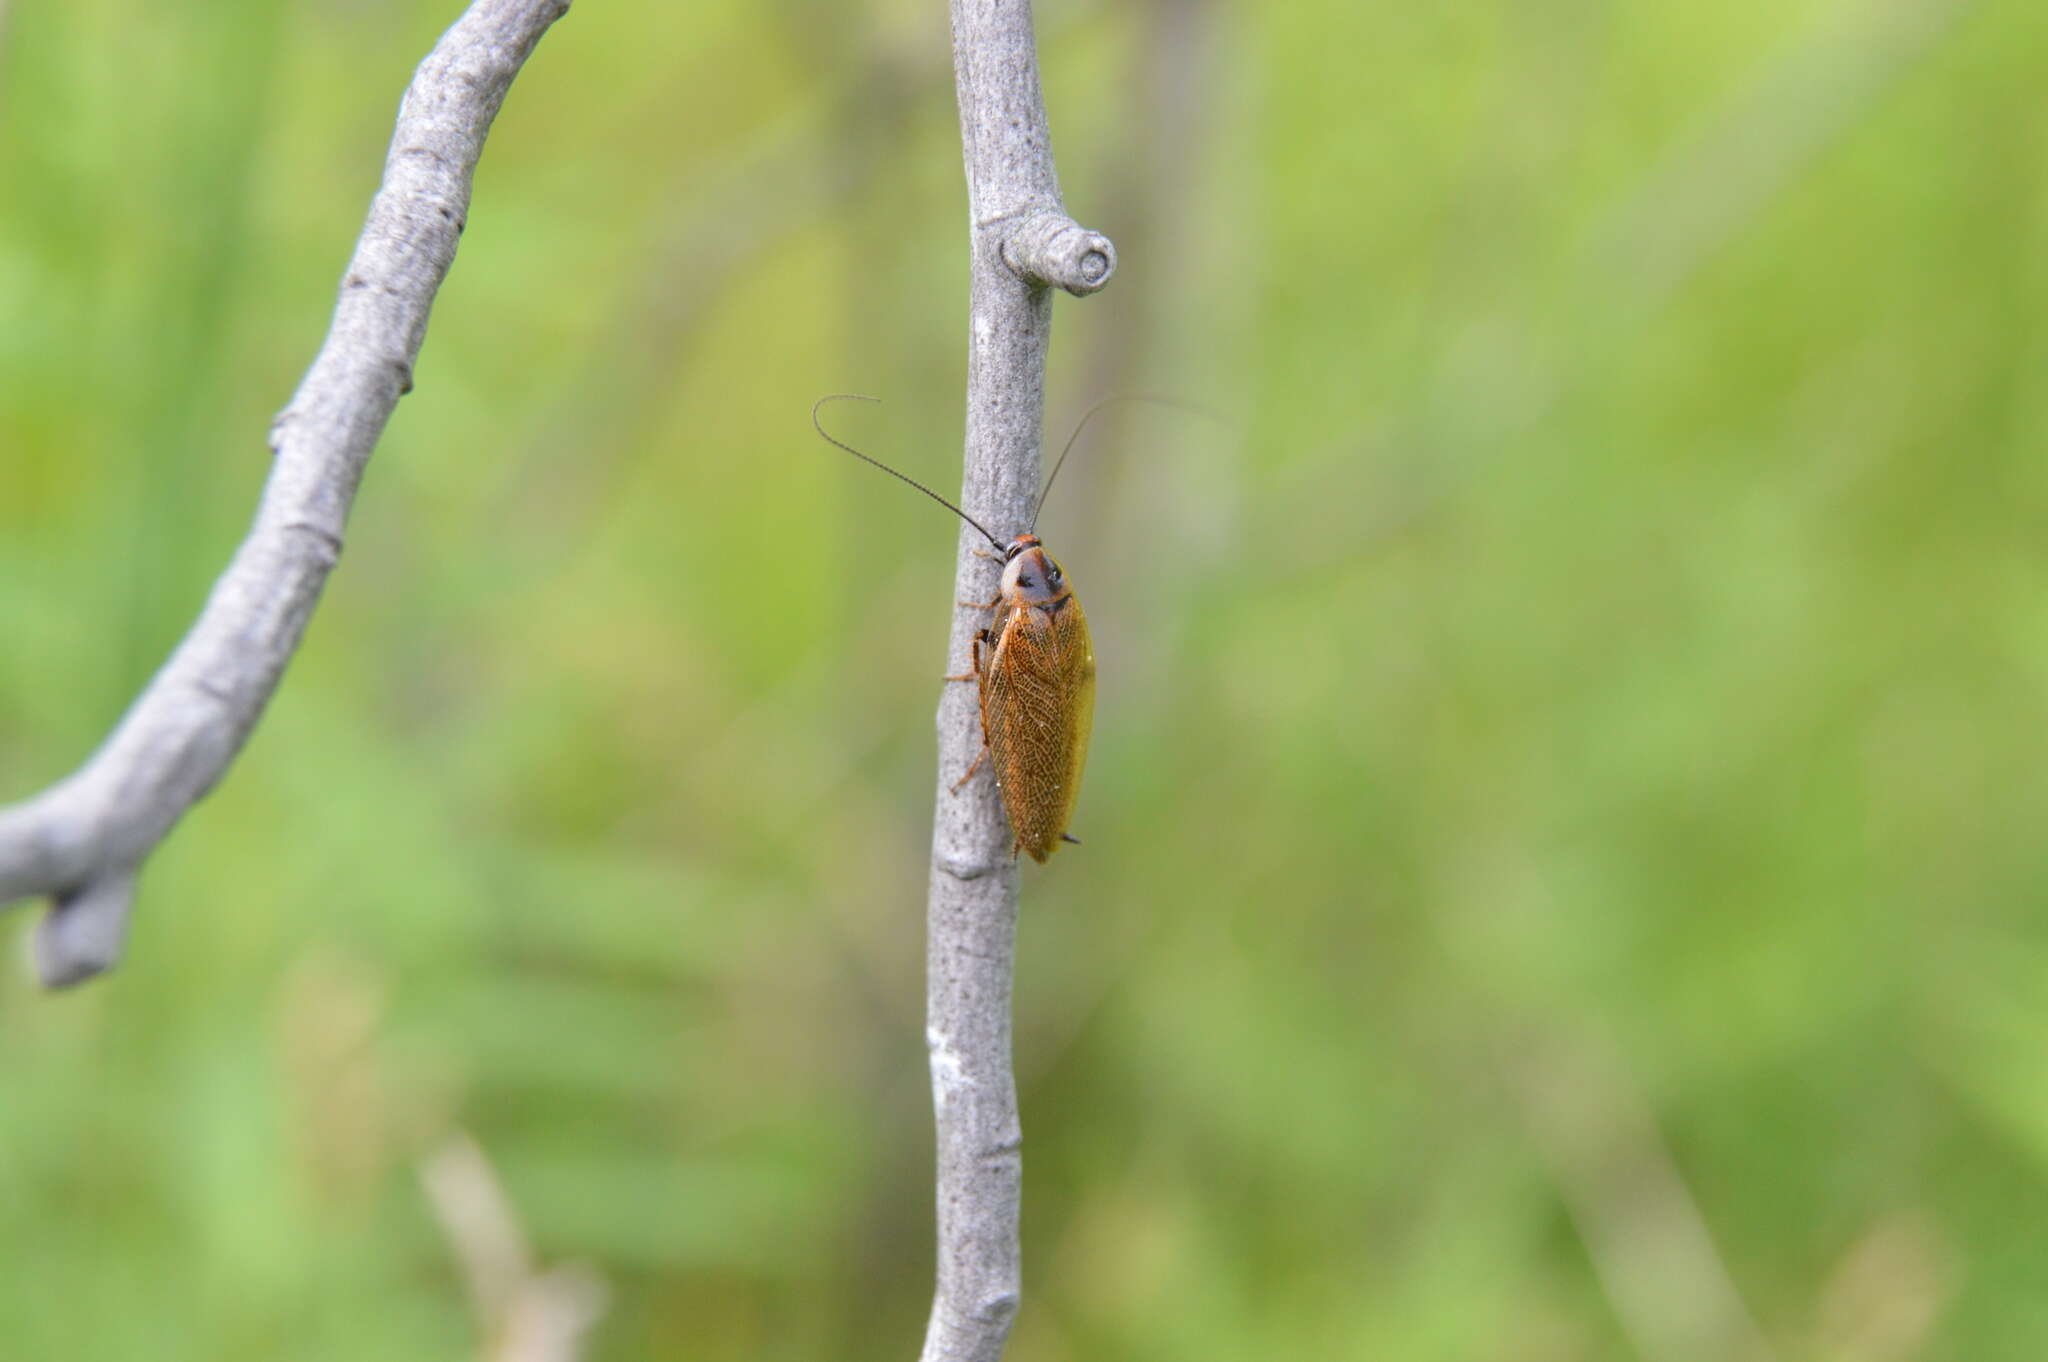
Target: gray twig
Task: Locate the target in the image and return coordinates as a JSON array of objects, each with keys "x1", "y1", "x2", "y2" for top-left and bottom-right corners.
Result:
[
  {"x1": 0, "y1": 0, "x2": 571, "y2": 987},
  {"x1": 921, "y1": 2, "x2": 1113, "y2": 1360}
]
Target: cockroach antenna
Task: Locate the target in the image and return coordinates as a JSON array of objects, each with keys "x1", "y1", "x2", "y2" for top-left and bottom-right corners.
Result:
[
  {"x1": 1030, "y1": 393, "x2": 1227, "y2": 532},
  {"x1": 813, "y1": 394, "x2": 1004, "y2": 552}
]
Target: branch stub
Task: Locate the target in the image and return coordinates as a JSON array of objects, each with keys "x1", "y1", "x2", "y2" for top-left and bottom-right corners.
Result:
[{"x1": 998, "y1": 209, "x2": 1118, "y2": 296}]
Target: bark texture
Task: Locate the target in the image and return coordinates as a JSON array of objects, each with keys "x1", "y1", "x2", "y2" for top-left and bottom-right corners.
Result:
[
  {"x1": 922, "y1": 2, "x2": 1114, "y2": 1359},
  {"x1": 0, "y1": 0, "x2": 571, "y2": 986}
]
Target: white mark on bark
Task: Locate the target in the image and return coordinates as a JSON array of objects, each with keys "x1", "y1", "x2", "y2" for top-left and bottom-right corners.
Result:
[{"x1": 928, "y1": 1026, "x2": 974, "y2": 1106}]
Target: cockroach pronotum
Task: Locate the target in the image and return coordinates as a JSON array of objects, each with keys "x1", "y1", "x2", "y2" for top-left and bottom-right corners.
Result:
[{"x1": 813, "y1": 394, "x2": 1099, "y2": 862}]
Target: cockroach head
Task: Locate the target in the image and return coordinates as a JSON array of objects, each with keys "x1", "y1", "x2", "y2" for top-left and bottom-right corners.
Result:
[{"x1": 999, "y1": 535, "x2": 1067, "y2": 605}]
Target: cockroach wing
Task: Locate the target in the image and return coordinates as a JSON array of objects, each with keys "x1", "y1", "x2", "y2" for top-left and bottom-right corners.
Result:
[{"x1": 982, "y1": 594, "x2": 1095, "y2": 862}]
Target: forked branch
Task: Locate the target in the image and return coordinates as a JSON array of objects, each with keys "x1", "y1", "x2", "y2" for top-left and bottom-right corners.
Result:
[
  {"x1": 921, "y1": 2, "x2": 1115, "y2": 1359},
  {"x1": 0, "y1": 0, "x2": 572, "y2": 986}
]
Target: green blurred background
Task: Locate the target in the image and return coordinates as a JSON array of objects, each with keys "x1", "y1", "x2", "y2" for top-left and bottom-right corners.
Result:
[{"x1": 4, "y1": 0, "x2": 2046, "y2": 1357}]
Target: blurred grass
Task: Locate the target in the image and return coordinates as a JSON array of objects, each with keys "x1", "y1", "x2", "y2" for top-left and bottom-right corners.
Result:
[{"x1": 6, "y1": 0, "x2": 2048, "y2": 1357}]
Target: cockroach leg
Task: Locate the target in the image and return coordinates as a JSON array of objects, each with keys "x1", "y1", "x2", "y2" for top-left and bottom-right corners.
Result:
[
  {"x1": 957, "y1": 595, "x2": 1000, "y2": 610},
  {"x1": 950, "y1": 742, "x2": 989, "y2": 792},
  {"x1": 943, "y1": 634, "x2": 989, "y2": 683}
]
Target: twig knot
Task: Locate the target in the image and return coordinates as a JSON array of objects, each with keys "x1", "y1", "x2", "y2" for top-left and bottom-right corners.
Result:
[{"x1": 998, "y1": 208, "x2": 1118, "y2": 297}]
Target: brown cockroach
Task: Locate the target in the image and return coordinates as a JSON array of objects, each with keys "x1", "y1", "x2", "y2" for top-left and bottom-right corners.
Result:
[{"x1": 813, "y1": 395, "x2": 1097, "y2": 862}]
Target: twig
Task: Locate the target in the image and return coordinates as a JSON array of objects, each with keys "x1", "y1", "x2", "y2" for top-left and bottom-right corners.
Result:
[
  {"x1": 0, "y1": 0, "x2": 572, "y2": 986},
  {"x1": 1513, "y1": 1024, "x2": 1777, "y2": 1362},
  {"x1": 487, "y1": 37, "x2": 947, "y2": 585},
  {"x1": 1587, "y1": 0, "x2": 1973, "y2": 318},
  {"x1": 420, "y1": 1131, "x2": 610, "y2": 1362},
  {"x1": 920, "y1": 3, "x2": 1113, "y2": 1360}
]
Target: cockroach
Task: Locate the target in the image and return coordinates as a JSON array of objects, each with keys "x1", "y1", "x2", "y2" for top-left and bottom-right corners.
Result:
[{"x1": 813, "y1": 395, "x2": 1099, "y2": 862}]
